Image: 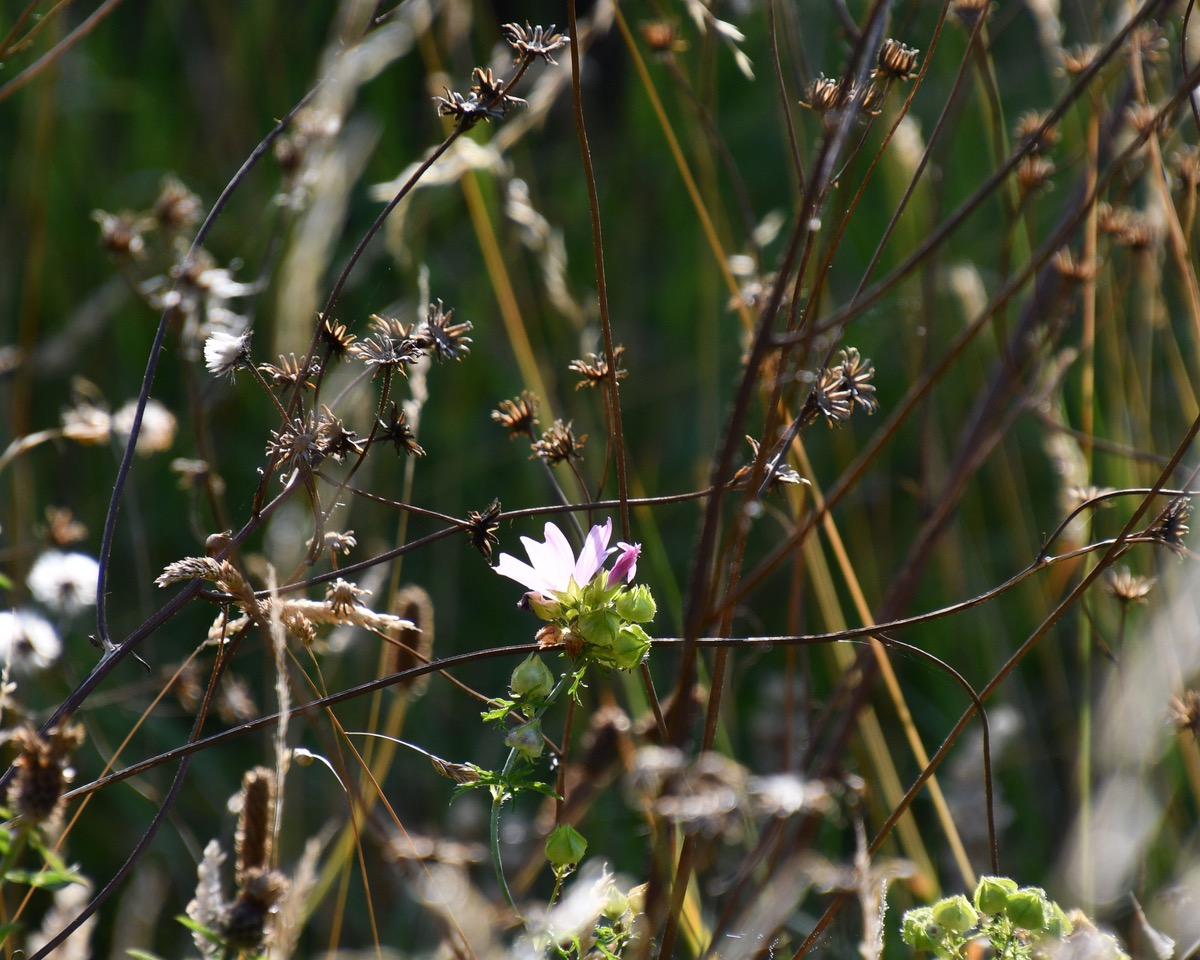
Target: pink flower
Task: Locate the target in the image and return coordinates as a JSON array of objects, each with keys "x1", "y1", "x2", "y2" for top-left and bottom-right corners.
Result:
[
  {"x1": 609, "y1": 542, "x2": 641, "y2": 584},
  {"x1": 495, "y1": 519, "x2": 614, "y2": 596}
]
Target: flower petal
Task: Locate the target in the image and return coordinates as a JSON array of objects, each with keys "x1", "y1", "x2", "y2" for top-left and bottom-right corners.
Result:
[
  {"x1": 609, "y1": 541, "x2": 641, "y2": 584},
  {"x1": 574, "y1": 518, "x2": 612, "y2": 586},
  {"x1": 494, "y1": 553, "x2": 555, "y2": 594}
]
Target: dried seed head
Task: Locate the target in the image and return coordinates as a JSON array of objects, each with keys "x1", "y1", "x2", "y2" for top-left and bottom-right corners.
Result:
[
  {"x1": 1128, "y1": 22, "x2": 1169, "y2": 64},
  {"x1": 235, "y1": 767, "x2": 276, "y2": 882},
  {"x1": 466, "y1": 499, "x2": 502, "y2": 561},
  {"x1": 43, "y1": 507, "x2": 87, "y2": 547},
  {"x1": 204, "y1": 331, "x2": 251, "y2": 379},
  {"x1": 351, "y1": 315, "x2": 423, "y2": 378},
  {"x1": 154, "y1": 175, "x2": 203, "y2": 233},
  {"x1": 222, "y1": 868, "x2": 289, "y2": 953},
  {"x1": 1051, "y1": 248, "x2": 1097, "y2": 282},
  {"x1": 321, "y1": 317, "x2": 357, "y2": 359},
  {"x1": 266, "y1": 413, "x2": 329, "y2": 474},
  {"x1": 92, "y1": 209, "x2": 148, "y2": 259},
  {"x1": 1148, "y1": 498, "x2": 1190, "y2": 553},
  {"x1": 1174, "y1": 145, "x2": 1200, "y2": 189},
  {"x1": 854, "y1": 83, "x2": 887, "y2": 117},
  {"x1": 951, "y1": 0, "x2": 992, "y2": 29},
  {"x1": 569, "y1": 346, "x2": 627, "y2": 389},
  {"x1": 1059, "y1": 44, "x2": 1100, "y2": 76},
  {"x1": 492, "y1": 391, "x2": 539, "y2": 439},
  {"x1": 1171, "y1": 690, "x2": 1200, "y2": 737},
  {"x1": 1014, "y1": 110, "x2": 1060, "y2": 153},
  {"x1": 416, "y1": 299, "x2": 472, "y2": 362},
  {"x1": 326, "y1": 578, "x2": 370, "y2": 617},
  {"x1": 800, "y1": 75, "x2": 847, "y2": 113},
  {"x1": 9, "y1": 723, "x2": 86, "y2": 825},
  {"x1": 876, "y1": 39, "x2": 920, "y2": 81},
  {"x1": 1016, "y1": 155, "x2": 1055, "y2": 195},
  {"x1": 378, "y1": 401, "x2": 425, "y2": 456},
  {"x1": 257, "y1": 353, "x2": 319, "y2": 391},
  {"x1": 503, "y1": 22, "x2": 570, "y2": 64},
  {"x1": 1125, "y1": 102, "x2": 1166, "y2": 138},
  {"x1": 532, "y1": 419, "x2": 586, "y2": 465},
  {"x1": 1104, "y1": 566, "x2": 1155, "y2": 604}
]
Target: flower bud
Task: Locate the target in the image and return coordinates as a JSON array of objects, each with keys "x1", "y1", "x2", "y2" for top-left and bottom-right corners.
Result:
[
  {"x1": 1005, "y1": 888, "x2": 1049, "y2": 931},
  {"x1": 505, "y1": 719, "x2": 544, "y2": 758},
  {"x1": 932, "y1": 895, "x2": 978, "y2": 934},
  {"x1": 615, "y1": 584, "x2": 657, "y2": 623},
  {"x1": 974, "y1": 875, "x2": 1017, "y2": 915},
  {"x1": 509, "y1": 654, "x2": 554, "y2": 700},
  {"x1": 901, "y1": 908, "x2": 942, "y2": 953},
  {"x1": 545, "y1": 823, "x2": 587, "y2": 870},
  {"x1": 520, "y1": 591, "x2": 563, "y2": 621},
  {"x1": 595, "y1": 624, "x2": 651, "y2": 670},
  {"x1": 1041, "y1": 901, "x2": 1073, "y2": 939},
  {"x1": 578, "y1": 609, "x2": 620, "y2": 651},
  {"x1": 608, "y1": 542, "x2": 641, "y2": 584}
]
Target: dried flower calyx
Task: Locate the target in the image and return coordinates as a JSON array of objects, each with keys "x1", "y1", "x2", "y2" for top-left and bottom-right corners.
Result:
[
  {"x1": 800, "y1": 347, "x2": 878, "y2": 428},
  {"x1": 466, "y1": 499, "x2": 502, "y2": 561},
  {"x1": 8, "y1": 723, "x2": 86, "y2": 825},
  {"x1": 504, "y1": 22, "x2": 570, "y2": 64},
  {"x1": 493, "y1": 391, "x2": 539, "y2": 439},
  {"x1": 876, "y1": 39, "x2": 920, "y2": 81},
  {"x1": 415, "y1": 299, "x2": 472, "y2": 362},
  {"x1": 569, "y1": 346, "x2": 627, "y2": 389},
  {"x1": 532, "y1": 419, "x2": 586, "y2": 464},
  {"x1": 378, "y1": 401, "x2": 425, "y2": 457}
]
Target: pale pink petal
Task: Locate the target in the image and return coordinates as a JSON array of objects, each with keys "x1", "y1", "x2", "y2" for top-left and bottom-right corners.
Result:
[
  {"x1": 494, "y1": 553, "x2": 555, "y2": 594},
  {"x1": 574, "y1": 518, "x2": 612, "y2": 586}
]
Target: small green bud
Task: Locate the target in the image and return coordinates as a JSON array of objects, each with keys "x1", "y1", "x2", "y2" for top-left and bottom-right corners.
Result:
[
  {"x1": 901, "y1": 908, "x2": 942, "y2": 953},
  {"x1": 509, "y1": 654, "x2": 554, "y2": 700},
  {"x1": 1041, "y1": 901, "x2": 1073, "y2": 939},
  {"x1": 615, "y1": 584, "x2": 657, "y2": 623},
  {"x1": 595, "y1": 623, "x2": 651, "y2": 670},
  {"x1": 545, "y1": 823, "x2": 587, "y2": 870},
  {"x1": 932, "y1": 895, "x2": 979, "y2": 934},
  {"x1": 578, "y1": 609, "x2": 620, "y2": 651},
  {"x1": 1005, "y1": 888, "x2": 1049, "y2": 931},
  {"x1": 601, "y1": 883, "x2": 630, "y2": 921},
  {"x1": 505, "y1": 719, "x2": 544, "y2": 758},
  {"x1": 974, "y1": 875, "x2": 1018, "y2": 915}
]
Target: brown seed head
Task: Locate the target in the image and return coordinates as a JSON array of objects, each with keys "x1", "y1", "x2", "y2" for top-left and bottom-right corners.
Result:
[
  {"x1": 876, "y1": 39, "x2": 920, "y2": 81},
  {"x1": 531, "y1": 419, "x2": 586, "y2": 465},
  {"x1": 9, "y1": 723, "x2": 86, "y2": 825},
  {"x1": 492, "y1": 391, "x2": 539, "y2": 439}
]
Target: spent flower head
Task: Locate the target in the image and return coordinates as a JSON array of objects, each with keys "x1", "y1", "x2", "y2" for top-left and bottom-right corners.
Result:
[
  {"x1": 204, "y1": 330, "x2": 251, "y2": 378},
  {"x1": 27, "y1": 550, "x2": 99, "y2": 616}
]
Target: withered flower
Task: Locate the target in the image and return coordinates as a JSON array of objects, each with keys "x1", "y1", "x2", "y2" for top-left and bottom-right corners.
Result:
[
  {"x1": 732, "y1": 436, "x2": 806, "y2": 492},
  {"x1": 800, "y1": 75, "x2": 848, "y2": 113},
  {"x1": 1171, "y1": 690, "x2": 1200, "y2": 737},
  {"x1": 378, "y1": 401, "x2": 425, "y2": 456},
  {"x1": 316, "y1": 407, "x2": 365, "y2": 461},
  {"x1": 1014, "y1": 110, "x2": 1060, "y2": 152},
  {"x1": 222, "y1": 867, "x2": 289, "y2": 954},
  {"x1": 8, "y1": 723, "x2": 86, "y2": 825},
  {"x1": 321, "y1": 317, "x2": 357, "y2": 359},
  {"x1": 1052, "y1": 248, "x2": 1097, "y2": 282},
  {"x1": 855, "y1": 83, "x2": 887, "y2": 117},
  {"x1": 492, "y1": 391, "x2": 539, "y2": 438},
  {"x1": 465, "y1": 499, "x2": 502, "y2": 561},
  {"x1": 1016, "y1": 156, "x2": 1055, "y2": 195},
  {"x1": 876, "y1": 38, "x2": 920, "y2": 81},
  {"x1": 266, "y1": 413, "x2": 329, "y2": 474},
  {"x1": 1128, "y1": 22, "x2": 1169, "y2": 64},
  {"x1": 92, "y1": 210, "x2": 148, "y2": 259},
  {"x1": 44, "y1": 506, "x2": 87, "y2": 547},
  {"x1": 1125, "y1": 102, "x2": 1166, "y2": 138},
  {"x1": 836, "y1": 347, "x2": 878, "y2": 413},
  {"x1": 154, "y1": 175, "x2": 203, "y2": 233},
  {"x1": 1105, "y1": 565, "x2": 1155, "y2": 604},
  {"x1": 416, "y1": 299, "x2": 472, "y2": 362},
  {"x1": 257, "y1": 353, "x2": 319, "y2": 391},
  {"x1": 569, "y1": 346, "x2": 627, "y2": 389},
  {"x1": 1147, "y1": 498, "x2": 1190, "y2": 553},
  {"x1": 504, "y1": 22, "x2": 570, "y2": 64},
  {"x1": 532, "y1": 419, "x2": 586, "y2": 465},
  {"x1": 326, "y1": 578, "x2": 370, "y2": 617},
  {"x1": 1059, "y1": 44, "x2": 1100, "y2": 76},
  {"x1": 435, "y1": 86, "x2": 519, "y2": 128},
  {"x1": 351, "y1": 314, "x2": 424, "y2": 377}
]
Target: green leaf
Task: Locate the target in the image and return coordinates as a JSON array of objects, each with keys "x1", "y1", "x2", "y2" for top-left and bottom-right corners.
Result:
[
  {"x1": 0, "y1": 923, "x2": 22, "y2": 946},
  {"x1": 4, "y1": 866, "x2": 85, "y2": 890},
  {"x1": 126, "y1": 950, "x2": 169, "y2": 960},
  {"x1": 176, "y1": 914, "x2": 226, "y2": 946}
]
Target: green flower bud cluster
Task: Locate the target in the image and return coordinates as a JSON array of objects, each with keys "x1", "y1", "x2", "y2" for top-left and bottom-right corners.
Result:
[
  {"x1": 900, "y1": 876, "x2": 1115, "y2": 960},
  {"x1": 539, "y1": 576, "x2": 657, "y2": 671}
]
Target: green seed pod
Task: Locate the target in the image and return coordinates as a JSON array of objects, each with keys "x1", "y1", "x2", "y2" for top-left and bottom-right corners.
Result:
[
  {"x1": 901, "y1": 908, "x2": 942, "y2": 953},
  {"x1": 1041, "y1": 901, "x2": 1074, "y2": 939},
  {"x1": 615, "y1": 584, "x2": 657, "y2": 623},
  {"x1": 509, "y1": 653, "x2": 554, "y2": 700},
  {"x1": 522, "y1": 591, "x2": 563, "y2": 621},
  {"x1": 505, "y1": 719, "x2": 544, "y2": 758},
  {"x1": 600, "y1": 623, "x2": 651, "y2": 670},
  {"x1": 577, "y1": 608, "x2": 620, "y2": 651},
  {"x1": 1005, "y1": 888, "x2": 1049, "y2": 931},
  {"x1": 974, "y1": 875, "x2": 1018, "y2": 915},
  {"x1": 932, "y1": 895, "x2": 979, "y2": 934},
  {"x1": 545, "y1": 823, "x2": 587, "y2": 870}
]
